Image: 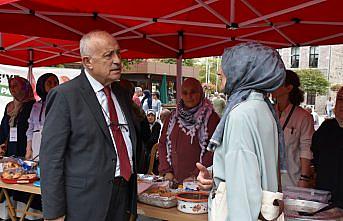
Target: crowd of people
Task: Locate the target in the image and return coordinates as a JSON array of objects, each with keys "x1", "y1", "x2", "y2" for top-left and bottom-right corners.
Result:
[
  {"x1": 0, "y1": 74, "x2": 60, "y2": 220},
  {"x1": 0, "y1": 30, "x2": 342, "y2": 221}
]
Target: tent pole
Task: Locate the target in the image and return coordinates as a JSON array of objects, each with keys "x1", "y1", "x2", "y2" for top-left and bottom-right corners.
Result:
[
  {"x1": 176, "y1": 31, "x2": 183, "y2": 103},
  {"x1": 216, "y1": 56, "x2": 219, "y2": 92},
  {"x1": 27, "y1": 49, "x2": 35, "y2": 85}
]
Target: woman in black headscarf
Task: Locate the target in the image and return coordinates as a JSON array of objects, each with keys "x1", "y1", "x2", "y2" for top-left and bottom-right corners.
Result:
[
  {"x1": 25, "y1": 73, "x2": 59, "y2": 160},
  {"x1": 141, "y1": 90, "x2": 152, "y2": 113}
]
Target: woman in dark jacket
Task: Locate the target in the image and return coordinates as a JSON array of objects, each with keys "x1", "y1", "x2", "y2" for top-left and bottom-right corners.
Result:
[{"x1": 0, "y1": 76, "x2": 35, "y2": 157}]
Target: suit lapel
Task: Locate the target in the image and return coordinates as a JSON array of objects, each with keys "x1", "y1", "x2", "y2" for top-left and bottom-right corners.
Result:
[{"x1": 78, "y1": 71, "x2": 113, "y2": 145}]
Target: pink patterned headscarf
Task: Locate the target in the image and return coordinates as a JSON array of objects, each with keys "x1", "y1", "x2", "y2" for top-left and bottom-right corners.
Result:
[{"x1": 165, "y1": 78, "x2": 214, "y2": 165}]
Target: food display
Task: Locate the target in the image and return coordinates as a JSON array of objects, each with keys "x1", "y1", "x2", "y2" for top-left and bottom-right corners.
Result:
[
  {"x1": 283, "y1": 186, "x2": 331, "y2": 204},
  {"x1": 138, "y1": 185, "x2": 178, "y2": 208},
  {"x1": 176, "y1": 192, "x2": 209, "y2": 214},
  {"x1": 0, "y1": 157, "x2": 38, "y2": 183},
  {"x1": 285, "y1": 199, "x2": 343, "y2": 220},
  {"x1": 183, "y1": 180, "x2": 199, "y2": 191},
  {"x1": 284, "y1": 198, "x2": 328, "y2": 214},
  {"x1": 137, "y1": 174, "x2": 166, "y2": 183}
]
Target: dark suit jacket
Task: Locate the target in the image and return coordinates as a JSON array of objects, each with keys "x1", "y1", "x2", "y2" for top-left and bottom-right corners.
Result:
[{"x1": 40, "y1": 71, "x2": 137, "y2": 221}]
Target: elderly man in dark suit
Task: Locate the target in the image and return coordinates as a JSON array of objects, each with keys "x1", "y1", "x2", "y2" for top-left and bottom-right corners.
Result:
[{"x1": 40, "y1": 30, "x2": 137, "y2": 221}]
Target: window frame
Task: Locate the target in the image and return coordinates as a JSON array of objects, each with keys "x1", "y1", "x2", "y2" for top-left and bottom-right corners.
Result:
[
  {"x1": 309, "y1": 46, "x2": 319, "y2": 68},
  {"x1": 291, "y1": 47, "x2": 300, "y2": 68}
]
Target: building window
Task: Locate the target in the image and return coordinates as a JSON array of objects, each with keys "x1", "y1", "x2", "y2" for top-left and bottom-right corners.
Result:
[
  {"x1": 309, "y1": 46, "x2": 319, "y2": 68},
  {"x1": 307, "y1": 93, "x2": 316, "y2": 105},
  {"x1": 291, "y1": 47, "x2": 300, "y2": 68}
]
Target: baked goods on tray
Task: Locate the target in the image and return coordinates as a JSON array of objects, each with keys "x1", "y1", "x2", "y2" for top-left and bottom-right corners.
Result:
[
  {"x1": 0, "y1": 157, "x2": 38, "y2": 183},
  {"x1": 138, "y1": 185, "x2": 178, "y2": 208}
]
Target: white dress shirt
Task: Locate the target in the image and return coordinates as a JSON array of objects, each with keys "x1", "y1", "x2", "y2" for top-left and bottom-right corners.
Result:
[
  {"x1": 26, "y1": 100, "x2": 45, "y2": 141},
  {"x1": 85, "y1": 70, "x2": 133, "y2": 176}
]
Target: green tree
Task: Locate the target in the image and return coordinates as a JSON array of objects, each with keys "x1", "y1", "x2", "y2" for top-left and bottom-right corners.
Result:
[
  {"x1": 122, "y1": 59, "x2": 144, "y2": 70},
  {"x1": 296, "y1": 69, "x2": 329, "y2": 95},
  {"x1": 198, "y1": 57, "x2": 221, "y2": 92},
  {"x1": 156, "y1": 58, "x2": 195, "y2": 66}
]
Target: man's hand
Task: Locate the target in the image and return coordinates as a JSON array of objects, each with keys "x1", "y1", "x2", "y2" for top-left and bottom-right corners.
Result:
[
  {"x1": 196, "y1": 163, "x2": 213, "y2": 191},
  {"x1": 45, "y1": 216, "x2": 65, "y2": 221}
]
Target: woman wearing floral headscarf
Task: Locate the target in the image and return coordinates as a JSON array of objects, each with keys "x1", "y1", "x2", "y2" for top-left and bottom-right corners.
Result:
[
  {"x1": 0, "y1": 76, "x2": 35, "y2": 157},
  {"x1": 25, "y1": 73, "x2": 59, "y2": 160},
  {"x1": 158, "y1": 77, "x2": 220, "y2": 184},
  {"x1": 197, "y1": 42, "x2": 286, "y2": 220}
]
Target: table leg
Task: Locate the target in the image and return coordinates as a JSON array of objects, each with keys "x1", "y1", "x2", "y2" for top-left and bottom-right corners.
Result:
[
  {"x1": 19, "y1": 193, "x2": 34, "y2": 221},
  {"x1": 2, "y1": 189, "x2": 17, "y2": 221}
]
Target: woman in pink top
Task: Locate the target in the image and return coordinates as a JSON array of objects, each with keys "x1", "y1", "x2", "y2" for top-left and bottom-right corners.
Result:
[{"x1": 158, "y1": 78, "x2": 220, "y2": 184}]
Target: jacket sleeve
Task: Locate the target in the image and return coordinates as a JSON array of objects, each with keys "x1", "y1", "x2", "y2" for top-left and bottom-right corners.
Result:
[
  {"x1": 40, "y1": 88, "x2": 70, "y2": 220},
  {"x1": 158, "y1": 115, "x2": 173, "y2": 174},
  {"x1": 310, "y1": 121, "x2": 328, "y2": 169},
  {"x1": 0, "y1": 106, "x2": 9, "y2": 144},
  {"x1": 26, "y1": 103, "x2": 36, "y2": 142},
  {"x1": 299, "y1": 112, "x2": 315, "y2": 160},
  {"x1": 223, "y1": 112, "x2": 263, "y2": 221}
]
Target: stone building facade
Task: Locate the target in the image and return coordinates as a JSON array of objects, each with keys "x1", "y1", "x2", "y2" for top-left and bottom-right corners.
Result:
[{"x1": 278, "y1": 45, "x2": 343, "y2": 114}]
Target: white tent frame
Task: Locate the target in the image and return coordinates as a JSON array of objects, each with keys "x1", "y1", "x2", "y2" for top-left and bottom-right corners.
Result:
[{"x1": 1, "y1": 0, "x2": 342, "y2": 100}]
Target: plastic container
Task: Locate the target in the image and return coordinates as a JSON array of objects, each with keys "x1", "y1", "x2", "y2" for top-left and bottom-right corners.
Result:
[
  {"x1": 183, "y1": 180, "x2": 199, "y2": 191},
  {"x1": 176, "y1": 192, "x2": 209, "y2": 214},
  {"x1": 283, "y1": 186, "x2": 331, "y2": 203},
  {"x1": 138, "y1": 193, "x2": 177, "y2": 208},
  {"x1": 138, "y1": 184, "x2": 177, "y2": 208}
]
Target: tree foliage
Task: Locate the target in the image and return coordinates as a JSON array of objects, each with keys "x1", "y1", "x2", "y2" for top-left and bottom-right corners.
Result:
[
  {"x1": 122, "y1": 59, "x2": 144, "y2": 70},
  {"x1": 296, "y1": 69, "x2": 329, "y2": 95},
  {"x1": 198, "y1": 57, "x2": 221, "y2": 93},
  {"x1": 331, "y1": 83, "x2": 342, "y2": 91},
  {"x1": 156, "y1": 58, "x2": 195, "y2": 66}
]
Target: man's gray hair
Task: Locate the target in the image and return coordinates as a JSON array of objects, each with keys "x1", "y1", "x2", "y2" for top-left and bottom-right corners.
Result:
[{"x1": 79, "y1": 30, "x2": 113, "y2": 57}]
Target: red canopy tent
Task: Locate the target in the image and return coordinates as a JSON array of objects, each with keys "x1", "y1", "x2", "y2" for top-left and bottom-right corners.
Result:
[
  {"x1": 0, "y1": 0, "x2": 342, "y2": 58},
  {"x1": 0, "y1": 0, "x2": 342, "y2": 98},
  {"x1": 0, "y1": 32, "x2": 80, "y2": 88},
  {"x1": 0, "y1": 32, "x2": 79, "y2": 67}
]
